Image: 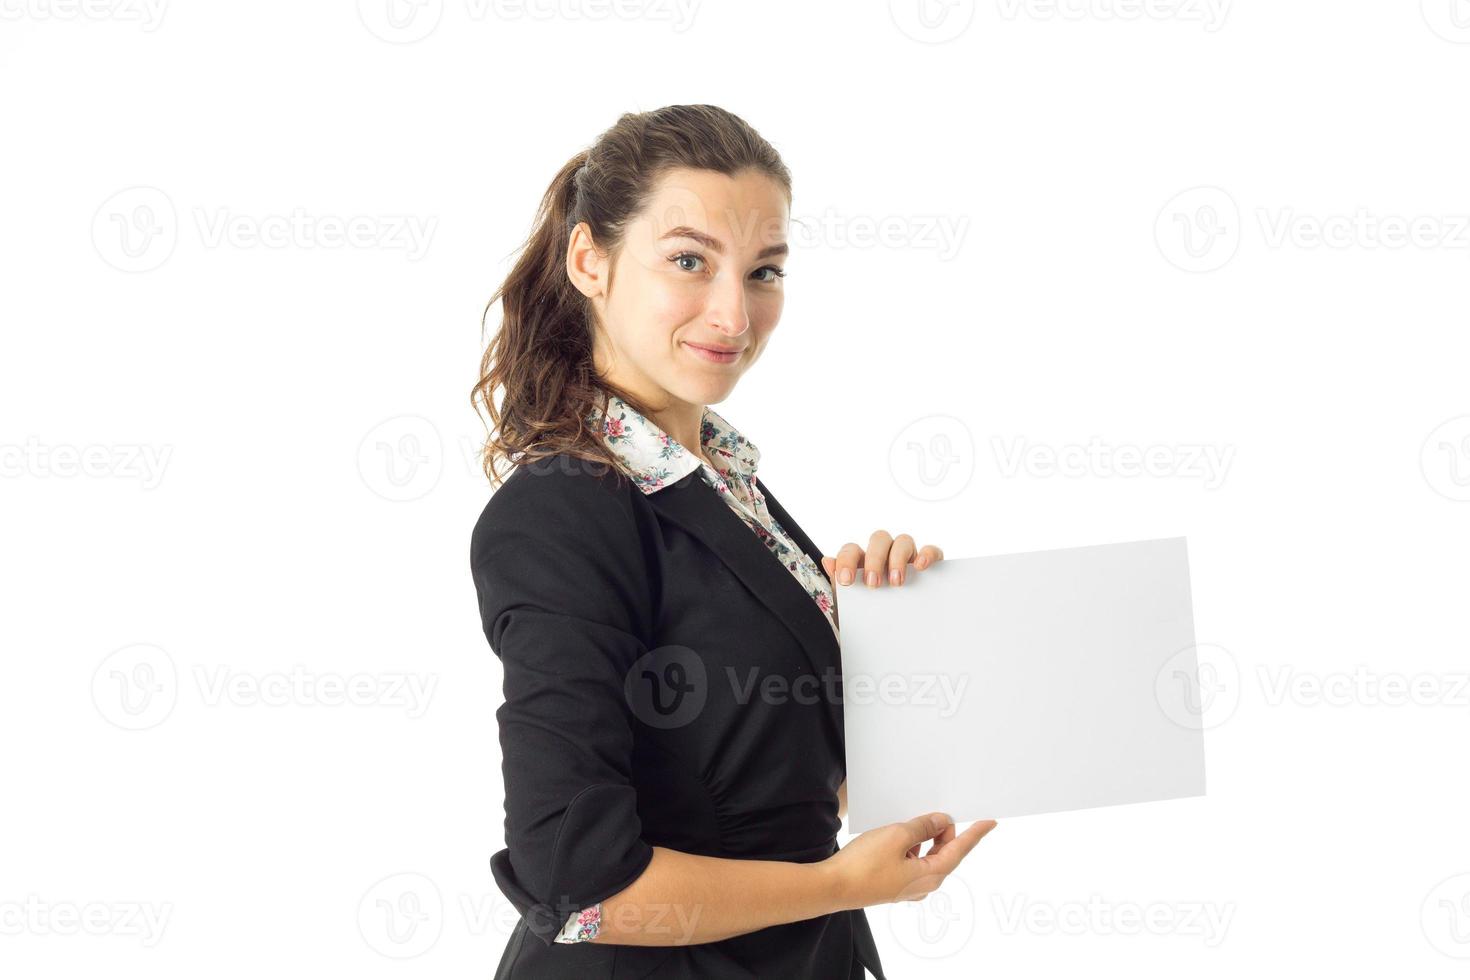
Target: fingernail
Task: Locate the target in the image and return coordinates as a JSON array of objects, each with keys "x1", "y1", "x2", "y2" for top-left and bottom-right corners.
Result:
[
  {"x1": 839, "y1": 569, "x2": 853, "y2": 585},
  {"x1": 866, "y1": 571, "x2": 878, "y2": 588},
  {"x1": 890, "y1": 569, "x2": 901, "y2": 585}
]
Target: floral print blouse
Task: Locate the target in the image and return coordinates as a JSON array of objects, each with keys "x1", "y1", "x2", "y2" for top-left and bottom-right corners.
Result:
[{"x1": 547, "y1": 392, "x2": 840, "y2": 943}]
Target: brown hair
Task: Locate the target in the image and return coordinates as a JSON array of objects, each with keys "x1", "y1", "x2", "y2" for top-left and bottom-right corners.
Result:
[{"x1": 471, "y1": 104, "x2": 792, "y2": 488}]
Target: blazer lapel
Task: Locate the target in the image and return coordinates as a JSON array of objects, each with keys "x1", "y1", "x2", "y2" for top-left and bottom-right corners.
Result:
[
  {"x1": 650, "y1": 470, "x2": 845, "y2": 744},
  {"x1": 752, "y1": 475, "x2": 832, "y2": 588}
]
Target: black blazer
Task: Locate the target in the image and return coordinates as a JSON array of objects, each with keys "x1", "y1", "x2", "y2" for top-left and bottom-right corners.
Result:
[{"x1": 471, "y1": 452, "x2": 886, "y2": 980}]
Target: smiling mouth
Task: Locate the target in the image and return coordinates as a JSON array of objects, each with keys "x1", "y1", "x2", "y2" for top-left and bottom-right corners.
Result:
[{"x1": 683, "y1": 342, "x2": 744, "y2": 364}]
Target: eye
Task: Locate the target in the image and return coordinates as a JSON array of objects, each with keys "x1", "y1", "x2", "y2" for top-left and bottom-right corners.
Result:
[
  {"x1": 669, "y1": 251, "x2": 705, "y2": 273},
  {"x1": 752, "y1": 265, "x2": 786, "y2": 283}
]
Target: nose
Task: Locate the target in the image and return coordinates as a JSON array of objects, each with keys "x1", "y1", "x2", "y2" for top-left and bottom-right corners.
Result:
[{"x1": 704, "y1": 270, "x2": 751, "y2": 339}]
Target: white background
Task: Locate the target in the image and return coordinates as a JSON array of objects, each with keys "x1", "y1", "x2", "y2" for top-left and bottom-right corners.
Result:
[{"x1": 3, "y1": 1, "x2": 1469, "y2": 976}]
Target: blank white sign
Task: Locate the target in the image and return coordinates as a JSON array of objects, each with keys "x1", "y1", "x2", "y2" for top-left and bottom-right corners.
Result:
[{"x1": 837, "y1": 536, "x2": 1206, "y2": 833}]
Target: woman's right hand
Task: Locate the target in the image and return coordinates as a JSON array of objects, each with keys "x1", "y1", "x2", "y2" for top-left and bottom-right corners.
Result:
[{"x1": 821, "y1": 812, "x2": 998, "y2": 911}]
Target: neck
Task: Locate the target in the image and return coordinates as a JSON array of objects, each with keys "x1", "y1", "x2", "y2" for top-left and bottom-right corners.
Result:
[
  {"x1": 598, "y1": 384, "x2": 707, "y2": 464},
  {"x1": 648, "y1": 403, "x2": 707, "y2": 464}
]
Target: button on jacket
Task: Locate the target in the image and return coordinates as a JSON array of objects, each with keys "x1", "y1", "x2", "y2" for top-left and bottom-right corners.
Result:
[{"x1": 470, "y1": 394, "x2": 887, "y2": 979}]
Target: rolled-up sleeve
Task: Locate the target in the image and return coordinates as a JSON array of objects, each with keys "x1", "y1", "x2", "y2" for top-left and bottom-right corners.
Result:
[{"x1": 470, "y1": 463, "x2": 657, "y2": 947}]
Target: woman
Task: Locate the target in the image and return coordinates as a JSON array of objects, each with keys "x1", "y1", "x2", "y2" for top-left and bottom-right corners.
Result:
[{"x1": 470, "y1": 104, "x2": 996, "y2": 979}]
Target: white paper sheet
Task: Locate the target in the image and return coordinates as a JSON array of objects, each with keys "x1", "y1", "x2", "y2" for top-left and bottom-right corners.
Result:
[{"x1": 837, "y1": 536, "x2": 1206, "y2": 832}]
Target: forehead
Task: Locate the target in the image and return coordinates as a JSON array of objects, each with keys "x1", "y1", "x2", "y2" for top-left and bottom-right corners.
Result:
[{"x1": 637, "y1": 167, "x2": 789, "y2": 250}]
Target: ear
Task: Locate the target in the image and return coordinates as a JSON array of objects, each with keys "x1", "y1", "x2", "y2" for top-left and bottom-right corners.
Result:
[{"x1": 566, "y1": 220, "x2": 609, "y2": 299}]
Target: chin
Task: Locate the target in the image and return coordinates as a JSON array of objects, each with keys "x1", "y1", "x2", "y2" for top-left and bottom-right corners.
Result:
[{"x1": 672, "y1": 376, "x2": 738, "y2": 405}]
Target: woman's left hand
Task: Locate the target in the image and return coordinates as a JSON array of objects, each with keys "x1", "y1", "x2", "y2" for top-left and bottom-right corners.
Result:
[{"x1": 821, "y1": 531, "x2": 944, "y2": 588}]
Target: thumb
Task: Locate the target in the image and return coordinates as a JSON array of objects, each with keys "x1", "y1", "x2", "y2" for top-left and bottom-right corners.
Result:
[{"x1": 902, "y1": 812, "x2": 952, "y2": 847}]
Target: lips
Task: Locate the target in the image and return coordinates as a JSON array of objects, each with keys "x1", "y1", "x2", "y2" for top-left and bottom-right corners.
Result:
[{"x1": 684, "y1": 342, "x2": 744, "y2": 364}]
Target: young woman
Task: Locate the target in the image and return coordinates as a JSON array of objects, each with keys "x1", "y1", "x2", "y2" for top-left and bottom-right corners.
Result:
[{"x1": 470, "y1": 104, "x2": 996, "y2": 979}]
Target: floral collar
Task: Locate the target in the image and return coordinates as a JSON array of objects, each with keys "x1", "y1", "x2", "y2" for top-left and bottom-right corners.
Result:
[{"x1": 586, "y1": 392, "x2": 761, "y2": 495}]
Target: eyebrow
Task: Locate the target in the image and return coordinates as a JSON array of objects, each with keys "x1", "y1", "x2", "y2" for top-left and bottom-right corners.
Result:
[{"x1": 659, "y1": 226, "x2": 789, "y2": 261}]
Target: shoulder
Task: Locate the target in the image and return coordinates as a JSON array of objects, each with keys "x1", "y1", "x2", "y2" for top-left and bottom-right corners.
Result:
[
  {"x1": 469, "y1": 451, "x2": 655, "y2": 647},
  {"x1": 470, "y1": 452, "x2": 642, "y2": 568}
]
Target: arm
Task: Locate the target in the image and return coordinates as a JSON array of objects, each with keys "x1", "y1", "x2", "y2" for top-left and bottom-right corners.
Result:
[
  {"x1": 473, "y1": 466, "x2": 849, "y2": 949},
  {"x1": 589, "y1": 846, "x2": 844, "y2": 946}
]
